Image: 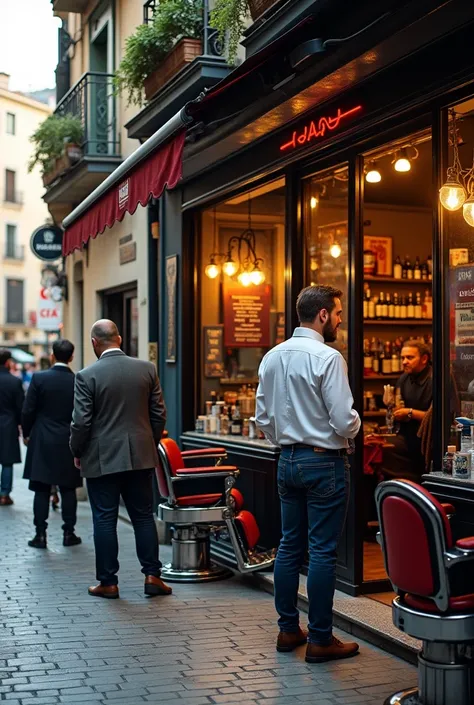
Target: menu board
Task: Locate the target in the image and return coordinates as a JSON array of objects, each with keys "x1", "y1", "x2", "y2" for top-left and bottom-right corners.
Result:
[
  {"x1": 454, "y1": 266, "x2": 474, "y2": 349},
  {"x1": 224, "y1": 284, "x2": 271, "y2": 347},
  {"x1": 203, "y1": 326, "x2": 224, "y2": 378}
]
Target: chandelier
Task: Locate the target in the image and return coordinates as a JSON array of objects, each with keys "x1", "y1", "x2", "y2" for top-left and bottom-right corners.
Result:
[
  {"x1": 439, "y1": 109, "x2": 474, "y2": 226},
  {"x1": 204, "y1": 198, "x2": 265, "y2": 286}
]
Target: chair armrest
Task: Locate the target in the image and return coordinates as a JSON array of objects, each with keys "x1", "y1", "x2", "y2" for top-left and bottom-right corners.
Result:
[
  {"x1": 176, "y1": 465, "x2": 237, "y2": 475},
  {"x1": 445, "y1": 540, "x2": 474, "y2": 566},
  {"x1": 441, "y1": 503, "x2": 456, "y2": 515},
  {"x1": 172, "y1": 471, "x2": 239, "y2": 481},
  {"x1": 456, "y1": 537, "x2": 474, "y2": 550},
  {"x1": 181, "y1": 448, "x2": 227, "y2": 458}
]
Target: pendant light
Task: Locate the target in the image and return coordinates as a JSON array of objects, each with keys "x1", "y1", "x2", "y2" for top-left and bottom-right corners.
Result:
[
  {"x1": 204, "y1": 208, "x2": 221, "y2": 279},
  {"x1": 440, "y1": 110, "x2": 467, "y2": 212},
  {"x1": 365, "y1": 160, "x2": 382, "y2": 183},
  {"x1": 394, "y1": 148, "x2": 411, "y2": 172},
  {"x1": 463, "y1": 193, "x2": 474, "y2": 227}
]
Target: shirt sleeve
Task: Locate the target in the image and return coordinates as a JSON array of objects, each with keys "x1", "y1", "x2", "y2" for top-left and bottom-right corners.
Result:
[
  {"x1": 320, "y1": 354, "x2": 361, "y2": 439},
  {"x1": 255, "y1": 360, "x2": 277, "y2": 445}
]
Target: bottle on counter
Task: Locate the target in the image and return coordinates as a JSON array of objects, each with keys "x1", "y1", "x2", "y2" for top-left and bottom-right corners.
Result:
[
  {"x1": 443, "y1": 445, "x2": 456, "y2": 476},
  {"x1": 230, "y1": 400, "x2": 242, "y2": 435},
  {"x1": 220, "y1": 407, "x2": 230, "y2": 435},
  {"x1": 393, "y1": 256, "x2": 403, "y2": 279},
  {"x1": 454, "y1": 450, "x2": 471, "y2": 479}
]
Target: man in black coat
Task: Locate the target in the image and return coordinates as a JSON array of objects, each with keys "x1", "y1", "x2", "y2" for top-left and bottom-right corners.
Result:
[
  {"x1": 22, "y1": 339, "x2": 82, "y2": 549},
  {"x1": 0, "y1": 349, "x2": 24, "y2": 506}
]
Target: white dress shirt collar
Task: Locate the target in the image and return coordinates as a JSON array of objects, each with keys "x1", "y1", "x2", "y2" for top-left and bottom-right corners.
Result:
[
  {"x1": 100, "y1": 347, "x2": 122, "y2": 358},
  {"x1": 292, "y1": 327, "x2": 325, "y2": 344},
  {"x1": 53, "y1": 362, "x2": 70, "y2": 368}
]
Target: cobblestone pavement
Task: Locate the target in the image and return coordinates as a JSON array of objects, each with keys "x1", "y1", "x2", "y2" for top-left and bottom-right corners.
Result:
[{"x1": 0, "y1": 466, "x2": 416, "y2": 705}]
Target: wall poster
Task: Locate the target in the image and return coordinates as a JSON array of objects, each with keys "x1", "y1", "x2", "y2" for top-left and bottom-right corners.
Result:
[{"x1": 165, "y1": 254, "x2": 178, "y2": 363}]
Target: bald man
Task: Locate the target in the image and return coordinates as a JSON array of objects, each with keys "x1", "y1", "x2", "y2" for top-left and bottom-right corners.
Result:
[{"x1": 70, "y1": 320, "x2": 170, "y2": 599}]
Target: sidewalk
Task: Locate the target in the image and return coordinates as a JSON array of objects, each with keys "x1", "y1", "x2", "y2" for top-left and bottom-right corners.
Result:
[{"x1": 0, "y1": 466, "x2": 416, "y2": 705}]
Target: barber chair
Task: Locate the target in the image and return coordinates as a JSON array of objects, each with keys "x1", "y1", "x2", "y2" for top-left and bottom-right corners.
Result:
[
  {"x1": 156, "y1": 438, "x2": 276, "y2": 582},
  {"x1": 376, "y1": 479, "x2": 474, "y2": 705}
]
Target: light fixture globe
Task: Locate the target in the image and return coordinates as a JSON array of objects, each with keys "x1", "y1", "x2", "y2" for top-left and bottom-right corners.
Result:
[
  {"x1": 205, "y1": 259, "x2": 220, "y2": 279},
  {"x1": 310, "y1": 196, "x2": 319, "y2": 209},
  {"x1": 329, "y1": 243, "x2": 342, "y2": 259},
  {"x1": 250, "y1": 266, "x2": 265, "y2": 286},
  {"x1": 366, "y1": 161, "x2": 381, "y2": 183},
  {"x1": 463, "y1": 194, "x2": 474, "y2": 227},
  {"x1": 238, "y1": 270, "x2": 252, "y2": 287},
  {"x1": 439, "y1": 179, "x2": 467, "y2": 211},
  {"x1": 223, "y1": 258, "x2": 238, "y2": 276}
]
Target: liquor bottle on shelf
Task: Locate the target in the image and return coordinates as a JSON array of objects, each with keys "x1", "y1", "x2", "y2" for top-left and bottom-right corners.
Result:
[
  {"x1": 378, "y1": 341, "x2": 385, "y2": 373},
  {"x1": 371, "y1": 338, "x2": 380, "y2": 374},
  {"x1": 394, "y1": 293, "x2": 401, "y2": 319},
  {"x1": 407, "y1": 293, "x2": 415, "y2": 319},
  {"x1": 427, "y1": 255, "x2": 433, "y2": 280},
  {"x1": 381, "y1": 292, "x2": 388, "y2": 319},
  {"x1": 387, "y1": 293, "x2": 394, "y2": 319},
  {"x1": 375, "y1": 292, "x2": 384, "y2": 319},
  {"x1": 415, "y1": 292, "x2": 423, "y2": 319},
  {"x1": 405, "y1": 255, "x2": 413, "y2": 280},
  {"x1": 393, "y1": 256, "x2": 403, "y2": 279},
  {"x1": 364, "y1": 340, "x2": 373, "y2": 375},
  {"x1": 363, "y1": 285, "x2": 371, "y2": 319},
  {"x1": 424, "y1": 290, "x2": 433, "y2": 319},
  {"x1": 421, "y1": 261, "x2": 429, "y2": 281},
  {"x1": 414, "y1": 256, "x2": 421, "y2": 280},
  {"x1": 382, "y1": 341, "x2": 393, "y2": 375},
  {"x1": 368, "y1": 292, "x2": 375, "y2": 319},
  {"x1": 400, "y1": 295, "x2": 408, "y2": 319}
]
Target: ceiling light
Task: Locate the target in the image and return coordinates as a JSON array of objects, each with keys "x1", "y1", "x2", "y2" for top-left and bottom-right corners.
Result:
[
  {"x1": 439, "y1": 179, "x2": 466, "y2": 211},
  {"x1": 366, "y1": 161, "x2": 381, "y2": 183},
  {"x1": 394, "y1": 148, "x2": 411, "y2": 173}
]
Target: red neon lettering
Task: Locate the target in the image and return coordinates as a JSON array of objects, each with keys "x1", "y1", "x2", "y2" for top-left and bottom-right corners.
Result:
[{"x1": 280, "y1": 105, "x2": 362, "y2": 152}]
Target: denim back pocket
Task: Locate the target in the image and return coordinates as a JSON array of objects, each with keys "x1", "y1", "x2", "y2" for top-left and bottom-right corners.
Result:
[{"x1": 296, "y1": 460, "x2": 336, "y2": 497}]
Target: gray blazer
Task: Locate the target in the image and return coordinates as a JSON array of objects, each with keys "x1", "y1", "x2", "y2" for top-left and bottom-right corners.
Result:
[{"x1": 69, "y1": 350, "x2": 166, "y2": 479}]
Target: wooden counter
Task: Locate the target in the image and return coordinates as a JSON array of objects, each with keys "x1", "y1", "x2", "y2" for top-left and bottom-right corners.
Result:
[{"x1": 422, "y1": 472, "x2": 474, "y2": 541}]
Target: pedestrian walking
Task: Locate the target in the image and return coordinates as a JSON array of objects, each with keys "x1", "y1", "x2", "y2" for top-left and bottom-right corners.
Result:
[
  {"x1": 22, "y1": 340, "x2": 82, "y2": 549},
  {"x1": 0, "y1": 349, "x2": 24, "y2": 506},
  {"x1": 256, "y1": 285, "x2": 361, "y2": 663},
  {"x1": 70, "y1": 319, "x2": 170, "y2": 599}
]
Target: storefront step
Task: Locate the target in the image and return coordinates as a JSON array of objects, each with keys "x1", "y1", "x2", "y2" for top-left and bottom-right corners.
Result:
[{"x1": 255, "y1": 572, "x2": 420, "y2": 666}]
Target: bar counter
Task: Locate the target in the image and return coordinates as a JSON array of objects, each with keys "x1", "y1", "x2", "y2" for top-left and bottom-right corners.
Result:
[
  {"x1": 181, "y1": 432, "x2": 281, "y2": 564},
  {"x1": 422, "y1": 471, "x2": 474, "y2": 540}
]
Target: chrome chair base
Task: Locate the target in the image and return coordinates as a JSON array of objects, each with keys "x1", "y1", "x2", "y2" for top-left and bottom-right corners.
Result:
[
  {"x1": 160, "y1": 526, "x2": 232, "y2": 583},
  {"x1": 161, "y1": 562, "x2": 232, "y2": 583},
  {"x1": 384, "y1": 688, "x2": 419, "y2": 705}
]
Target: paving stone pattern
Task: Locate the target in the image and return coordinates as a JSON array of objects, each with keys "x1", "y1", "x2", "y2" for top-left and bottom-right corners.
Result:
[{"x1": 0, "y1": 466, "x2": 416, "y2": 704}]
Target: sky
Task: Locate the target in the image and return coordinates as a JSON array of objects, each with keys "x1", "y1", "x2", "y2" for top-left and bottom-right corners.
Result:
[{"x1": 0, "y1": 0, "x2": 61, "y2": 92}]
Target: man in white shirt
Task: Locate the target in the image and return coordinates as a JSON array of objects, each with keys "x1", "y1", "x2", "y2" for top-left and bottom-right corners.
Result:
[{"x1": 256, "y1": 285, "x2": 361, "y2": 663}]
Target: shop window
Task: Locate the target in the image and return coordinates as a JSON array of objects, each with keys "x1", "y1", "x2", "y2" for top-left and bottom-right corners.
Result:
[
  {"x1": 303, "y1": 164, "x2": 349, "y2": 361},
  {"x1": 198, "y1": 179, "x2": 285, "y2": 434},
  {"x1": 441, "y1": 100, "x2": 474, "y2": 444}
]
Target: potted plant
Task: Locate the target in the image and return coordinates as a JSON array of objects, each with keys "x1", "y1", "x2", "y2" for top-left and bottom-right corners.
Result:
[
  {"x1": 28, "y1": 114, "x2": 83, "y2": 186},
  {"x1": 211, "y1": 0, "x2": 278, "y2": 64},
  {"x1": 114, "y1": 0, "x2": 204, "y2": 106}
]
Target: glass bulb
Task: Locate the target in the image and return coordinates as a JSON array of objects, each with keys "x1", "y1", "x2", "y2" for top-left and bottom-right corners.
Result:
[
  {"x1": 205, "y1": 261, "x2": 220, "y2": 279},
  {"x1": 329, "y1": 243, "x2": 342, "y2": 259},
  {"x1": 250, "y1": 268, "x2": 265, "y2": 286},
  {"x1": 223, "y1": 259, "x2": 238, "y2": 276},
  {"x1": 238, "y1": 270, "x2": 252, "y2": 287},
  {"x1": 394, "y1": 157, "x2": 411, "y2": 173},
  {"x1": 463, "y1": 196, "x2": 474, "y2": 227},
  {"x1": 310, "y1": 196, "x2": 318, "y2": 209},
  {"x1": 310, "y1": 257, "x2": 318, "y2": 272},
  {"x1": 366, "y1": 168, "x2": 381, "y2": 183},
  {"x1": 439, "y1": 180, "x2": 466, "y2": 211}
]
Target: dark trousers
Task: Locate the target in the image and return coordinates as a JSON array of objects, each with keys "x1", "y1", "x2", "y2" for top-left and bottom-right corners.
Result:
[
  {"x1": 87, "y1": 468, "x2": 161, "y2": 586},
  {"x1": 274, "y1": 447, "x2": 350, "y2": 645},
  {"x1": 33, "y1": 483, "x2": 77, "y2": 533}
]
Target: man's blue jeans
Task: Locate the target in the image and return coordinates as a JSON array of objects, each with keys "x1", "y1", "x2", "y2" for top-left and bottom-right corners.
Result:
[
  {"x1": 274, "y1": 446, "x2": 350, "y2": 645},
  {"x1": 0, "y1": 465, "x2": 13, "y2": 496}
]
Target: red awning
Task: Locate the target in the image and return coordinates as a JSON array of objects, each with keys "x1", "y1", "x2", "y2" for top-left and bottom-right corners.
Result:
[{"x1": 62, "y1": 131, "x2": 186, "y2": 256}]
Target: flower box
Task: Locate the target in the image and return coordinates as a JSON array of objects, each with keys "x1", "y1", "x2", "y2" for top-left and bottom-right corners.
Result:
[{"x1": 144, "y1": 38, "x2": 202, "y2": 102}]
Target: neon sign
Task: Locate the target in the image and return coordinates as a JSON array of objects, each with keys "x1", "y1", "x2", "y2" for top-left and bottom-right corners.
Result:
[{"x1": 280, "y1": 105, "x2": 362, "y2": 152}]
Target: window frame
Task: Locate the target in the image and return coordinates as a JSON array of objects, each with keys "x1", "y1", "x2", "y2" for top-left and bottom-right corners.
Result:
[
  {"x1": 5, "y1": 169, "x2": 16, "y2": 202},
  {"x1": 6, "y1": 112, "x2": 15, "y2": 135},
  {"x1": 5, "y1": 277, "x2": 24, "y2": 324}
]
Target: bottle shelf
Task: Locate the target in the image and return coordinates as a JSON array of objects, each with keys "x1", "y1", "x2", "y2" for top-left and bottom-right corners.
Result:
[
  {"x1": 220, "y1": 377, "x2": 259, "y2": 385},
  {"x1": 364, "y1": 374, "x2": 400, "y2": 380},
  {"x1": 364, "y1": 319, "x2": 432, "y2": 326},
  {"x1": 364, "y1": 411, "x2": 387, "y2": 417},
  {"x1": 365, "y1": 275, "x2": 432, "y2": 285}
]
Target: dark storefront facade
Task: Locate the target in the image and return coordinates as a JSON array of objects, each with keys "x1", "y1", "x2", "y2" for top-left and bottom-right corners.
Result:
[{"x1": 152, "y1": 1, "x2": 474, "y2": 595}]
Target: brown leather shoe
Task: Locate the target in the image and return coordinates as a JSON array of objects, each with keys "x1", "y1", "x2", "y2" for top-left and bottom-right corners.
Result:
[
  {"x1": 144, "y1": 575, "x2": 172, "y2": 597},
  {"x1": 0, "y1": 495, "x2": 13, "y2": 506},
  {"x1": 305, "y1": 635, "x2": 359, "y2": 663},
  {"x1": 88, "y1": 584, "x2": 119, "y2": 599},
  {"x1": 276, "y1": 628, "x2": 308, "y2": 652}
]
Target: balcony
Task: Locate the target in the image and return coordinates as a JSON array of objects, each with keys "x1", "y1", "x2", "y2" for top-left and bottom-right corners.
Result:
[
  {"x1": 3, "y1": 244, "x2": 25, "y2": 262},
  {"x1": 4, "y1": 191, "x2": 24, "y2": 207},
  {"x1": 51, "y1": 0, "x2": 89, "y2": 13},
  {"x1": 126, "y1": 0, "x2": 231, "y2": 140},
  {"x1": 43, "y1": 72, "x2": 121, "y2": 222}
]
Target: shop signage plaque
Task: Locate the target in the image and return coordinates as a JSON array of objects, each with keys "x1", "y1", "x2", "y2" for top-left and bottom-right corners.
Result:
[
  {"x1": 30, "y1": 225, "x2": 63, "y2": 261},
  {"x1": 224, "y1": 285, "x2": 271, "y2": 348},
  {"x1": 204, "y1": 326, "x2": 224, "y2": 378},
  {"x1": 280, "y1": 105, "x2": 362, "y2": 153}
]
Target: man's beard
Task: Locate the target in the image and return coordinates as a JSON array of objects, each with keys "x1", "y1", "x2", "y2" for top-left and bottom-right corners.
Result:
[{"x1": 323, "y1": 319, "x2": 338, "y2": 343}]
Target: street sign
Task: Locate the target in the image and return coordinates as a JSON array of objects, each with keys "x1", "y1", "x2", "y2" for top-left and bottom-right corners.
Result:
[
  {"x1": 30, "y1": 225, "x2": 63, "y2": 261},
  {"x1": 37, "y1": 287, "x2": 62, "y2": 331}
]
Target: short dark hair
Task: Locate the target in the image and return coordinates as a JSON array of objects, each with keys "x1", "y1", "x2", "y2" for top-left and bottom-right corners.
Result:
[
  {"x1": 296, "y1": 285, "x2": 343, "y2": 324},
  {"x1": 402, "y1": 339, "x2": 432, "y2": 363},
  {"x1": 53, "y1": 339, "x2": 74, "y2": 363},
  {"x1": 0, "y1": 348, "x2": 12, "y2": 366}
]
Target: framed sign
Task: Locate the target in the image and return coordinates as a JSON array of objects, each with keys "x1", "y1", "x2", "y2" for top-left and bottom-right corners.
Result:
[
  {"x1": 223, "y1": 284, "x2": 271, "y2": 348},
  {"x1": 363, "y1": 235, "x2": 393, "y2": 277},
  {"x1": 203, "y1": 325, "x2": 224, "y2": 378},
  {"x1": 165, "y1": 254, "x2": 178, "y2": 363}
]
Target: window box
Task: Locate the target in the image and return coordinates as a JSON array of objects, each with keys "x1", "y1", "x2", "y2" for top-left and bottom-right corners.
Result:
[{"x1": 143, "y1": 38, "x2": 202, "y2": 103}]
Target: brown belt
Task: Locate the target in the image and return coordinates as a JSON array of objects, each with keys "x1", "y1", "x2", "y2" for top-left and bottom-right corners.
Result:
[{"x1": 284, "y1": 443, "x2": 347, "y2": 456}]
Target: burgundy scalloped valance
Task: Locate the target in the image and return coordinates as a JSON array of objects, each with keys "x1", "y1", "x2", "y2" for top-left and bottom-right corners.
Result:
[{"x1": 62, "y1": 131, "x2": 186, "y2": 256}]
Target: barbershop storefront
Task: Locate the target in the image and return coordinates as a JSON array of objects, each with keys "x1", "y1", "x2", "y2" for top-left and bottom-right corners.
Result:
[{"x1": 62, "y1": 2, "x2": 474, "y2": 598}]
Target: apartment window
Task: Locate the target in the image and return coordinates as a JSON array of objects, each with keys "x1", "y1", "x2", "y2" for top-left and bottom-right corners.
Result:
[
  {"x1": 6, "y1": 279, "x2": 24, "y2": 324},
  {"x1": 6, "y1": 224, "x2": 17, "y2": 258},
  {"x1": 5, "y1": 169, "x2": 16, "y2": 202},
  {"x1": 6, "y1": 112, "x2": 15, "y2": 135}
]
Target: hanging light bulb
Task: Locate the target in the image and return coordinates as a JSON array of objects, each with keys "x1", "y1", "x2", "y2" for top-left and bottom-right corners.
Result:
[
  {"x1": 250, "y1": 265, "x2": 265, "y2": 286},
  {"x1": 366, "y1": 161, "x2": 382, "y2": 183},
  {"x1": 310, "y1": 196, "x2": 318, "y2": 209},
  {"x1": 223, "y1": 258, "x2": 238, "y2": 276},
  {"x1": 439, "y1": 178, "x2": 467, "y2": 211},
  {"x1": 238, "y1": 270, "x2": 252, "y2": 287},
  {"x1": 463, "y1": 192, "x2": 474, "y2": 227},
  {"x1": 329, "y1": 242, "x2": 342, "y2": 259},
  {"x1": 394, "y1": 148, "x2": 411, "y2": 173},
  {"x1": 205, "y1": 258, "x2": 220, "y2": 279}
]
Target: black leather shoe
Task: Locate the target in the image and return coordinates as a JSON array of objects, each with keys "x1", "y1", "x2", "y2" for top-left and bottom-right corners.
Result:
[
  {"x1": 63, "y1": 532, "x2": 82, "y2": 547},
  {"x1": 28, "y1": 533, "x2": 47, "y2": 549}
]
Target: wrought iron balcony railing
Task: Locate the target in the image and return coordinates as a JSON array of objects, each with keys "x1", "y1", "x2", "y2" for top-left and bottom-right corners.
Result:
[
  {"x1": 3, "y1": 244, "x2": 25, "y2": 261},
  {"x1": 143, "y1": 0, "x2": 225, "y2": 58},
  {"x1": 54, "y1": 72, "x2": 120, "y2": 158}
]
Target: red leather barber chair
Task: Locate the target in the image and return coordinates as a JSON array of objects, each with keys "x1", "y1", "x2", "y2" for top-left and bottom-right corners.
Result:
[
  {"x1": 376, "y1": 479, "x2": 474, "y2": 705},
  {"x1": 156, "y1": 438, "x2": 276, "y2": 582}
]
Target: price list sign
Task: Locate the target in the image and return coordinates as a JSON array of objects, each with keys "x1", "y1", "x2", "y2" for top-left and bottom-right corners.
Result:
[
  {"x1": 224, "y1": 285, "x2": 271, "y2": 348},
  {"x1": 203, "y1": 326, "x2": 224, "y2": 378}
]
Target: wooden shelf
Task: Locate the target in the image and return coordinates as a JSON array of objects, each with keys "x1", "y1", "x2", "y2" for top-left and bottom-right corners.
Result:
[
  {"x1": 364, "y1": 411, "x2": 387, "y2": 417},
  {"x1": 365, "y1": 276, "x2": 432, "y2": 285},
  {"x1": 364, "y1": 374, "x2": 400, "y2": 380},
  {"x1": 220, "y1": 377, "x2": 259, "y2": 385},
  {"x1": 364, "y1": 319, "x2": 432, "y2": 326}
]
